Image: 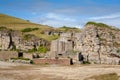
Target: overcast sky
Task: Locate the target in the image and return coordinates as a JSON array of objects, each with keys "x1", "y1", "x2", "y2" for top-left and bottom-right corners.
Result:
[{"x1": 0, "y1": 0, "x2": 120, "y2": 28}]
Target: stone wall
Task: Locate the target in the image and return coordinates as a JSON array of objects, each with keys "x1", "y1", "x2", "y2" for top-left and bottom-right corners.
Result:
[
  {"x1": 33, "y1": 58, "x2": 71, "y2": 65},
  {"x1": 0, "y1": 30, "x2": 10, "y2": 50},
  {"x1": 74, "y1": 24, "x2": 120, "y2": 64},
  {"x1": 0, "y1": 30, "x2": 49, "y2": 51},
  {"x1": 50, "y1": 33, "x2": 74, "y2": 58},
  {"x1": 23, "y1": 53, "x2": 33, "y2": 60},
  {"x1": 0, "y1": 51, "x2": 18, "y2": 61},
  {"x1": 50, "y1": 24, "x2": 120, "y2": 64}
]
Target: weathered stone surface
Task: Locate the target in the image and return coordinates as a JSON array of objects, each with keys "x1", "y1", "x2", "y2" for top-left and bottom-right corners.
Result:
[
  {"x1": 73, "y1": 24, "x2": 120, "y2": 64},
  {"x1": 33, "y1": 58, "x2": 71, "y2": 65},
  {"x1": 50, "y1": 23, "x2": 120, "y2": 64},
  {"x1": 0, "y1": 22, "x2": 120, "y2": 65},
  {"x1": 0, "y1": 30, "x2": 49, "y2": 51},
  {"x1": 0, "y1": 51, "x2": 18, "y2": 61},
  {"x1": 50, "y1": 32, "x2": 74, "y2": 58}
]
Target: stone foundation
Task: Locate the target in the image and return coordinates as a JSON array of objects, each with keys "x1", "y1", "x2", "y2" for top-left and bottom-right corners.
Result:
[
  {"x1": 33, "y1": 58, "x2": 71, "y2": 65},
  {"x1": 0, "y1": 51, "x2": 18, "y2": 61}
]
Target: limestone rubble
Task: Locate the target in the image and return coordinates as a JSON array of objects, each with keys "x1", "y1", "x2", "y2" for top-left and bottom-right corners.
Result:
[
  {"x1": 0, "y1": 29, "x2": 49, "y2": 51},
  {"x1": 0, "y1": 22, "x2": 120, "y2": 64},
  {"x1": 50, "y1": 23, "x2": 120, "y2": 64}
]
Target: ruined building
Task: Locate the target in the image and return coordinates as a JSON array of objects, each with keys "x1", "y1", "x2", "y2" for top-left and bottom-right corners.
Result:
[
  {"x1": 50, "y1": 22, "x2": 120, "y2": 64},
  {"x1": 0, "y1": 29, "x2": 49, "y2": 51},
  {"x1": 0, "y1": 22, "x2": 120, "y2": 65},
  {"x1": 50, "y1": 32, "x2": 74, "y2": 58}
]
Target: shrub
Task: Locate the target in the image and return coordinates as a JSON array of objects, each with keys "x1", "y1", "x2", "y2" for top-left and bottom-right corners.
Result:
[
  {"x1": 23, "y1": 34, "x2": 34, "y2": 40},
  {"x1": 21, "y1": 28, "x2": 39, "y2": 32},
  {"x1": 117, "y1": 49, "x2": 120, "y2": 53},
  {"x1": 113, "y1": 42, "x2": 120, "y2": 47},
  {"x1": 11, "y1": 57, "x2": 30, "y2": 61},
  {"x1": 45, "y1": 62, "x2": 49, "y2": 65},
  {"x1": 27, "y1": 47, "x2": 36, "y2": 53},
  {"x1": 32, "y1": 28, "x2": 39, "y2": 31},
  {"x1": 12, "y1": 45, "x2": 16, "y2": 51},
  {"x1": 83, "y1": 61, "x2": 91, "y2": 64},
  {"x1": 38, "y1": 46, "x2": 48, "y2": 53},
  {"x1": 0, "y1": 26, "x2": 7, "y2": 30},
  {"x1": 61, "y1": 26, "x2": 78, "y2": 31},
  {"x1": 30, "y1": 60, "x2": 34, "y2": 64},
  {"x1": 86, "y1": 22, "x2": 109, "y2": 27},
  {"x1": 21, "y1": 28, "x2": 32, "y2": 32}
]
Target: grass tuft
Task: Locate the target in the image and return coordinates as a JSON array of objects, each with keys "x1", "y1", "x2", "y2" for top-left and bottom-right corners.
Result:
[{"x1": 85, "y1": 73, "x2": 119, "y2": 80}]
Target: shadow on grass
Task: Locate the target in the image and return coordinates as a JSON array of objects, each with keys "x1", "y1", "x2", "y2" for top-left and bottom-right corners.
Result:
[{"x1": 85, "y1": 73, "x2": 120, "y2": 80}]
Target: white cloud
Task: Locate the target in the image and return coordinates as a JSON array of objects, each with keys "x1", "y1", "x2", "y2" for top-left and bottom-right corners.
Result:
[
  {"x1": 45, "y1": 13, "x2": 76, "y2": 22},
  {"x1": 31, "y1": 12, "x2": 120, "y2": 29},
  {"x1": 89, "y1": 13, "x2": 120, "y2": 20},
  {"x1": 87, "y1": 13, "x2": 120, "y2": 28},
  {"x1": 94, "y1": 18, "x2": 120, "y2": 28},
  {"x1": 32, "y1": 12, "x2": 37, "y2": 15},
  {"x1": 32, "y1": 13, "x2": 82, "y2": 28}
]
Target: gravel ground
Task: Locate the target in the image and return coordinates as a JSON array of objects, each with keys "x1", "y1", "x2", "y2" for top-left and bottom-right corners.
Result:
[{"x1": 0, "y1": 61, "x2": 120, "y2": 80}]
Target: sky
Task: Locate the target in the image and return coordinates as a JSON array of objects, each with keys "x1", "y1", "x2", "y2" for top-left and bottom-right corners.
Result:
[{"x1": 0, "y1": 0, "x2": 120, "y2": 28}]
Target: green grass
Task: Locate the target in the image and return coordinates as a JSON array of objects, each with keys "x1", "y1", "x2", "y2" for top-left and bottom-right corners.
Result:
[
  {"x1": 22, "y1": 34, "x2": 35, "y2": 40},
  {"x1": 0, "y1": 14, "x2": 81, "y2": 41},
  {"x1": 0, "y1": 14, "x2": 60, "y2": 41},
  {"x1": 27, "y1": 46, "x2": 49, "y2": 53},
  {"x1": 86, "y1": 22, "x2": 120, "y2": 31},
  {"x1": 113, "y1": 42, "x2": 120, "y2": 47},
  {"x1": 0, "y1": 13, "x2": 51, "y2": 30},
  {"x1": 117, "y1": 49, "x2": 120, "y2": 53},
  {"x1": 21, "y1": 27, "x2": 39, "y2": 32},
  {"x1": 58, "y1": 26, "x2": 81, "y2": 32},
  {"x1": 109, "y1": 32, "x2": 116, "y2": 38},
  {"x1": 85, "y1": 73, "x2": 119, "y2": 80},
  {"x1": 41, "y1": 34, "x2": 59, "y2": 41},
  {"x1": 86, "y1": 22, "x2": 109, "y2": 27},
  {"x1": 37, "y1": 46, "x2": 48, "y2": 53},
  {"x1": 11, "y1": 57, "x2": 31, "y2": 61},
  {"x1": 0, "y1": 26, "x2": 7, "y2": 30}
]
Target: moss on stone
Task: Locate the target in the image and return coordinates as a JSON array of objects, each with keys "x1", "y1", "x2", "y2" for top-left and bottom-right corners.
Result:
[
  {"x1": 86, "y1": 22, "x2": 120, "y2": 31},
  {"x1": 117, "y1": 49, "x2": 120, "y2": 53},
  {"x1": 113, "y1": 42, "x2": 120, "y2": 47},
  {"x1": 22, "y1": 34, "x2": 35, "y2": 40}
]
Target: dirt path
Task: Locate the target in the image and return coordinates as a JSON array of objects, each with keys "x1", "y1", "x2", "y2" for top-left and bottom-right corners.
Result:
[{"x1": 0, "y1": 61, "x2": 120, "y2": 80}]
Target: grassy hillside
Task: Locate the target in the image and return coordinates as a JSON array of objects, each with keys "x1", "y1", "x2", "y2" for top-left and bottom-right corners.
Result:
[
  {"x1": 0, "y1": 13, "x2": 51, "y2": 30},
  {"x1": 0, "y1": 13, "x2": 80, "y2": 41},
  {"x1": 57, "y1": 26, "x2": 81, "y2": 32},
  {"x1": 86, "y1": 22, "x2": 120, "y2": 31},
  {"x1": 0, "y1": 13, "x2": 57, "y2": 41}
]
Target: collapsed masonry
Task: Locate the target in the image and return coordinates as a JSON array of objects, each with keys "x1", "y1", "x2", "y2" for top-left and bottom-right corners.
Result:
[
  {"x1": 0, "y1": 22, "x2": 120, "y2": 65},
  {"x1": 50, "y1": 23, "x2": 120, "y2": 64},
  {"x1": 0, "y1": 29, "x2": 49, "y2": 51},
  {"x1": 50, "y1": 33, "x2": 74, "y2": 58}
]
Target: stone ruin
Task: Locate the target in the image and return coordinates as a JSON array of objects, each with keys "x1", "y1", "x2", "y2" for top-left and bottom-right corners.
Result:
[
  {"x1": 44, "y1": 29, "x2": 63, "y2": 36},
  {"x1": 50, "y1": 33, "x2": 74, "y2": 58},
  {"x1": 49, "y1": 24, "x2": 120, "y2": 65},
  {"x1": 0, "y1": 29, "x2": 49, "y2": 51},
  {"x1": 0, "y1": 23, "x2": 120, "y2": 65},
  {"x1": 0, "y1": 51, "x2": 33, "y2": 64},
  {"x1": 0, "y1": 29, "x2": 51, "y2": 64}
]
